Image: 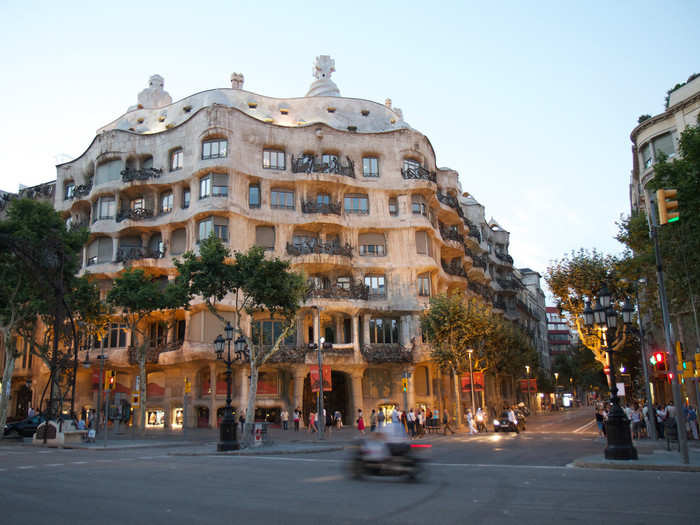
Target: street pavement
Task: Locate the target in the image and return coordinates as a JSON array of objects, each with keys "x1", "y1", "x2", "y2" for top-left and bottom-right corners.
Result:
[{"x1": 1, "y1": 407, "x2": 698, "y2": 524}]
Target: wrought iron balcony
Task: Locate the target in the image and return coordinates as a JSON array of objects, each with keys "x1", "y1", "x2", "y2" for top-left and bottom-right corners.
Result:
[
  {"x1": 291, "y1": 155, "x2": 355, "y2": 178},
  {"x1": 286, "y1": 242, "x2": 353, "y2": 257},
  {"x1": 442, "y1": 259, "x2": 467, "y2": 278},
  {"x1": 494, "y1": 298, "x2": 507, "y2": 310},
  {"x1": 68, "y1": 217, "x2": 90, "y2": 231},
  {"x1": 439, "y1": 224, "x2": 464, "y2": 244},
  {"x1": 301, "y1": 199, "x2": 342, "y2": 215},
  {"x1": 116, "y1": 246, "x2": 166, "y2": 263},
  {"x1": 470, "y1": 253, "x2": 487, "y2": 270},
  {"x1": 468, "y1": 281, "x2": 492, "y2": 299},
  {"x1": 121, "y1": 167, "x2": 163, "y2": 183},
  {"x1": 116, "y1": 207, "x2": 155, "y2": 222},
  {"x1": 128, "y1": 340, "x2": 183, "y2": 365},
  {"x1": 361, "y1": 344, "x2": 412, "y2": 363},
  {"x1": 437, "y1": 192, "x2": 460, "y2": 211},
  {"x1": 496, "y1": 278, "x2": 521, "y2": 291},
  {"x1": 306, "y1": 282, "x2": 369, "y2": 301},
  {"x1": 18, "y1": 182, "x2": 56, "y2": 200},
  {"x1": 494, "y1": 251, "x2": 514, "y2": 265},
  {"x1": 74, "y1": 179, "x2": 93, "y2": 199},
  {"x1": 401, "y1": 165, "x2": 437, "y2": 183}
]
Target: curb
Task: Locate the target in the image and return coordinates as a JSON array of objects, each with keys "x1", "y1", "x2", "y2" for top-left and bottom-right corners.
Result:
[
  {"x1": 29, "y1": 442, "x2": 205, "y2": 451},
  {"x1": 572, "y1": 458, "x2": 700, "y2": 473},
  {"x1": 169, "y1": 445, "x2": 345, "y2": 457}
]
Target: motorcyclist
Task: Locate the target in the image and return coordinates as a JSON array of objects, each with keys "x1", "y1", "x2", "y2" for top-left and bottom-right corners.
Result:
[{"x1": 476, "y1": 407, "x2": 487, "y2": 432}]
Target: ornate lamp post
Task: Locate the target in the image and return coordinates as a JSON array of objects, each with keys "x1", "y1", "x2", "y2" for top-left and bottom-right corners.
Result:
[
  {"x1": 553, "y1": 372, "x2": 559, "y2": 409},
  {"x1": 584, "y1": 286, "x2": 637, "y2": 460},
  {"x1": 525, "y1": 365, "x2": 532, "y2": 412},
  {"x1": 214, "y1": 321, "x2": 248, "y2": 451}
]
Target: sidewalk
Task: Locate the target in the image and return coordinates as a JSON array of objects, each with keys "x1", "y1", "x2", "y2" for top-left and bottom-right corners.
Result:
[{"x1": 572, "y1": 447, "x2": 700, "y2": 472}]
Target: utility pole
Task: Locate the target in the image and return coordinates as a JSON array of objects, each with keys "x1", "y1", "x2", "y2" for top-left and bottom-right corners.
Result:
[
  {"x1": 634, "y1": 282, "x2": 656, "y2": 440},
  {"x1": 648, "y1": 191, "x2": 689, "y2": 464}
]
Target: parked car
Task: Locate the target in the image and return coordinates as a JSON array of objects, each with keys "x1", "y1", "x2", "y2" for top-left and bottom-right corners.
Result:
[{"x1": 3, "y1": 415, "x2": 45, "y2": 438}]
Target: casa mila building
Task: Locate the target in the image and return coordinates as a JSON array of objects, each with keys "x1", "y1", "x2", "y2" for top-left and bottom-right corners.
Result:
[{"x1": 4, "y1": 56, "x2": 545, "y2": 428}]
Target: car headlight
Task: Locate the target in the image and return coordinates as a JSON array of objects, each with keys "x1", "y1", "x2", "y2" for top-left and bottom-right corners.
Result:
[{"x1": 493, "y1": 419, "x2": 500, "y2": 426}]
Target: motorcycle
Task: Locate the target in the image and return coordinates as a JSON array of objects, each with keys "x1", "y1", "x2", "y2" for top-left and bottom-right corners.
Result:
[
  {"x1": 348, "y1": 437, "x2": 426, "y2": 482},
  {"x1": 475, "y1": 412, "x2": 488, "y2": 433}
]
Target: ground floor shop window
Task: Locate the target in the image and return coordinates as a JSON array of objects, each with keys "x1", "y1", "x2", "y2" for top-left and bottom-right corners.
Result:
[
  {"x1": 172, "y1": 408, "x2": 184, "y2": 428},
  {"x1": 146, "y1": 409, "x2": 165, "y2": 428}
]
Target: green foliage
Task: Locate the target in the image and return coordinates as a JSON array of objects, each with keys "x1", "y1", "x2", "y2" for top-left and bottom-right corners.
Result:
[
  {"x1": 487, "y1": 318, "x2": 538, "y2": 377},
  {"x1": 551, "y1": 347, "x2": 606, "y2": 393},
  {"x1": 664, "y1": 73, "x2": 699, "y2": 109},
  {"x1": 637, "y1": 114, "x2": 651, "y2": 124}
]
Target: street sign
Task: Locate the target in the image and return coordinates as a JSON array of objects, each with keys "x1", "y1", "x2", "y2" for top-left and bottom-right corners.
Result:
[{"x1": 604, "y1": 366, "x2": 610, "y2": 374}]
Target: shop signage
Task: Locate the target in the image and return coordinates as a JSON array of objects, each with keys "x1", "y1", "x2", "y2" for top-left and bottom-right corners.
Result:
[
  {"x1": 519, "y1": 378, "x2": 537, "y2": 393},
  {"x1": 310, "y1": 365, "x2": 332, "y2": 392},
  {"x1": 461, "y1": 372, "x2": 484, "y2": 392}
]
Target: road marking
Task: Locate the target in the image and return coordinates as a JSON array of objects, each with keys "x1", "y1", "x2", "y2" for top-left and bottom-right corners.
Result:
[
  {"x1": 17, "y1": 465, "x2": 36, "y2": 469},
  {"x1": 72, "y1": 461, "x2": 88, "y2": 465},
  {"x1": 46, "y1": 463, "x2": 64, "y2": 467},
  {"x1": 138, "y1": 456, "x2": 153, "y2": 460},
  {"x1": 96, "y1": 459, "x2": 113, "y2": 463},
  {"x1": 573, "y1": 419, "x2": 596, "y2": 433},
  {"x1": 303, "y1": 474, "x2": 344, "y2": 483}
]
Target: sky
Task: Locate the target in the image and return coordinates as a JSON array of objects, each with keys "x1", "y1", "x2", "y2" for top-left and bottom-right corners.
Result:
[{"x1": 1, "y1": 1, "x2": 698, "y2": 297}]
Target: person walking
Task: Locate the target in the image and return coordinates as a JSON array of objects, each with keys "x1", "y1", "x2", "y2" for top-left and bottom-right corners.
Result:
[
  {"x1": 407, "y1": 409, "x2": 416, "y2": 438},
  {"x1": 684, "y1": 405, "x2": 698, "y2": 440},
  {"x1": 281, "y1": 408, "x2": 289, "y2": 431},
  {"x1": 466, "y1": 409, "x2": 477, "y2": 434},
  {"x1": 507, "y1": 406, "x2": 520, "y2": 435},
  {"x1": 369, "y1": 409, "x2": 377, "y2": 432},
  {"x1": 357, "y1": 409, "x2": 365, "y2": 434},
  {"x1": 377, "y1": 408, "x2": 385, "y2": 428},
  {"x1": 325, "y1": 409, "x2": 333, "y2": 437},
  {"x1": 595, "y1": 407, "x2": 605, "y2": 440},
  {"x1": 309, "y1": 411, "x2": 316, "y2": 433},
  {"x1": 293, "y1": 408, "x2": 300, "y2": 431},
  {"x1": 443, "y1": 409, "x2": 455, "y2": 435},
  {"x1": 630, "y1": 404, "x2": 642, "y2": 440}
]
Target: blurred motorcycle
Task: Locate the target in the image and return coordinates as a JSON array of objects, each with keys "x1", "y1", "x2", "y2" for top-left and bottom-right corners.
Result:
[{"x1": 348, "y1": 436, "x2": 426, "y2": 482}]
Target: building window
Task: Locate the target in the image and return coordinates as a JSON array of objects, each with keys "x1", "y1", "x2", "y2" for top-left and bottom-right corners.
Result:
[
  {"x1": 170, "y1": 149, "x2": 183, "y2": 171},
  {"x1": 97, "y1": 197, "x2": 115, "y2": 220},
  {"x1": 198, "y1": 217, "x2": 228, "y2": 242},
  {"x1": 95, "y1": 323, "x2": 127, "y2": 349},
  {"x1": 171, "y1": 228, "x2": 187, "y2": 255},
  {"x1": 344, "y1": 193, "x2": 369, "y2": 214},
  {"x1": 362, "y1": 157, "x2": 379, "y2": 177},
  {"x1": 202, "y1": 139, "x2": 227, "y2": 160},
  {"x1": 337, "y1": 276, "x2": 351, "y2": 289},
  {"x1": 94, "y1": 159, "x2": 122, "y2": 186},
  {"x1": 251, "y1": 319, "x2": 296, "y2": 347},
  {"x1": 249, "y1": 184, "x2": 261, "y2": 208},
  {"x1": 359, "y1": 232, "x2": 386, "y2": 256},
  {"x1": 64, "y1": 181, "x2": 75, "y2": 200},
  {"x1": 292, "y1": 230, "x2": 318, "y2": 249},
  {"x1": 263, "y1": 149, "x2": 286, "y2": 170},
  {"x1": 322, "y1": 153, "x2": 338, "y2": 170},
  {"x1": 417, "y1": 273, "x2": 431, "y2": 297},
  {"x1": 86, "y1": 237, "x2": 113, "y2": 265},
  {"x1": 316, "y1": 193, "x2": 330, "y2": 205},
  {"x1": 200, "y1": 173, "x2": 228, "y2": 199},
  {"x1": 369, "y1": 317, "x2": 400, "y2": 344},
  {"x1": 255, "y1": 225, "x2": 275, "y2": 250},
  {"x1": 415, "y1": 231, "x2": 432, "y2": 255},
  {"x1": 199, "y1": 176, "x2": 211, "y2": 199},
  {"x1": 364, "y1": 275, "x2": 386, "y2": 297},
  {"x1": 388, "y1": 197, "x2": 398, "y2": 216},
  {"x1": 182, "y1": 188, "x2": 191, "y2": 209},
  {"x1": 412, "y1": 195, "x2": 427, "y2": 216},
  {"x1": 403, "y1": 158, "x2": 421, "y2": 172},
  {"x1": 160, "y1": 192, "x2": 173, "y2": 214},
  {"x1": 271, "y1": 189, "x2": 295, "y2": 209}
]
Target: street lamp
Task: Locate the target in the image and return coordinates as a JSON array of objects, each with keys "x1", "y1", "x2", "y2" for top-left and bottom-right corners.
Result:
[
  {"x1": 467, "y1": 349, "x2": 476, "y2": 416},
  {"x1": 308, "y1": 333, "x2": 328, "y2": 439},
  {"x1": 554, "y1": 372, "x2": 559, "y2": 409},
  {"x1": 214, "y1": 321, "x2": 248, "y2": 451},
  {"x1": 525, "y1": 365, "x2": 532, "y2": 412},
  {"x1": 583, "y1": 290, "x2": 638, "y2": 460}
]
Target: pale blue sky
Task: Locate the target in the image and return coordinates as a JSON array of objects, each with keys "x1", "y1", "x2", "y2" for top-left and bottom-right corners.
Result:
[{"x1": 1, "y1": 1, "x2": 698, "y2": 289}]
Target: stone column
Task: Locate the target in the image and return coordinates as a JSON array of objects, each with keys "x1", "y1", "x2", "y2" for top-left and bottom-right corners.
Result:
[
  {"x1": 351, "y1": 371, "x2": 364, "y2": 422},
  {"x1": 400, "y1": 315, "x2": 410, "y2": 347},
  {"x1": 293, "y1": 367, "x2": 305, "y2": 427},
  {"x1": 362, "y1": 315, "x2": 370, "y2": 345},
  {"x1": 406, "y1": 366, "x2": 416, "y2": 409},
  {"x1": 352, "y1": 314, "x2": 360, "y2": 361},
  {"x1": 335, "y1": 316, "x2": 343, "y2": 344},
  {"x1": 313, "y1": 308, "x2": 320, "y2": 344},
  {"x1": 296, "y1": 315, "x2": 305, "y2": 347},
  {"x1": 209, "y1": 362, "x2": 217, "y2": 428},
  {"x1": 112, "y1": 236, "x2": 119, "y2": 262}
]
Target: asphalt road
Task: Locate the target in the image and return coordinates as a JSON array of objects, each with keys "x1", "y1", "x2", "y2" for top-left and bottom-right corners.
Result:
[{"x1": 1, "y1": 408, "x2": 696, "y2": 524}]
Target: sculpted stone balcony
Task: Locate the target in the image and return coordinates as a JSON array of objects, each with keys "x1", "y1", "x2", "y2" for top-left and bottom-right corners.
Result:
[
  {"x1": 361, "y1": 344, "x2": 412, "y2": 363},
  {"x1": 301, "y1": 199, "x2": 342, "y2": 215},
  {"x1": 468, "y1": 281, "x2": 492, "y2": 300},
  {"x1": 116, "y1": 207, "x2": 155, "y2": 222},
  {"x1": 116, "y1": 246, "x2": 166, "y2": 263},
  {"x1": 401, "y1": 165, "x2": 436, "y2": 183},
  {"x1": 439, "y1": 224, "x2": 464, "y2": 245},
  {"x1": 437, "y1": 192, "x2": 460, "y2": 211},
  {"x1": 121, "y1": 167, "x2": 163, "y2": 183},
  {"x1": 306, "y1": 282, "x2": 369, "y2": 301},
  {"x1": 286, "y1": 242, "x2": 353, "y2": 258},
  {"x1": 128, "y1": 340, "x2": 183, "y2": 366},
  {"x1": 496, "y1": 278, "x2": 521, "y2": 292},
  {"x1": 494, "y1": 251, "x2": 514, "y2": 265},
  {"x1": 291, "y1": 154, "x2": 355, "y2": 178}
]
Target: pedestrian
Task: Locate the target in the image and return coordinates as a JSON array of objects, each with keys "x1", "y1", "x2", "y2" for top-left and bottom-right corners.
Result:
[
  {"x1": 294, "y1": 408, "x2": 300, "y2": 431},
  {"x1": 407, "y1": 409, "x2": 416, "y2": 437},
  {"x1": 281, "y1": 408, "x2": 289, "y2": 431},
  {"x1": 357, "y1": 409, "x2": 365, "y2": 434},
  {"x1": 656, "y1": 404, "x2": 666, "y2": 439},
  {"x1": 309, "y1": 411, "x2": 316, "y2": 433},
  {"x1": 595, "y1": 408, "x2": 605, "y2": 440},
  {"x1": 325, "y1": 409, "x2": 333, "y2": 436},
  {"x1": 507, "y1": 406, "x2": 519, "y2": 435},
  {"x1": 334, "y1": 410, "x2": 342, "y2": 430},
  {"x1": 684, "y1": 405, "x2": 698, "y2": 440},
  {"x1": 28, "y1": 406, "x2": 35, "y2": 418},
  {"x1": 433, "y1": 408, "x2": 440, "y2": 429},
  {"x1": 377, "y1": 408, "x2": 385, "y2": 428},
  {"x1": 630, "y1": 403, "x2": 642, "y2": 440},
  {"x1": 443, "y1": 409, "x2": 455, "y2": 435},
  {"x1": 370, "y1": 409, "x2": 377, "y2": 432},
  {"x1": 417, "y1": 408, "x2": 424, "y2": 437},
  {"x1": 239, "y1": 411, "x2": 246, "y2": 434},
  {"x1": 466, "y1": 409, "x2": 477, "y2": 434},
  {"x1": 391, "y1": 406, "x2": 400, "y2": 424}
]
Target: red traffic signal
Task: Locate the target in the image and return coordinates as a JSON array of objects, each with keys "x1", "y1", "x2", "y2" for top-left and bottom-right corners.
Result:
[{"x1": 654, "y1": 351, "x2": 665, "y2": 364}]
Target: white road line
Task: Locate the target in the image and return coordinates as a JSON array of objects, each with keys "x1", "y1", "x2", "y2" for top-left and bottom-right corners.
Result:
[
  {"x1": 95, "y1": 459, "x2": 113, "y2": 463},
  {"x1": 17, "y1": 465, "x2": 36, "y2": 469},
  {"x1": 72, "y1": 461, "x2": 88, "y2": 465},
  {"x1": 46, "y1": 463, "x2": 64, "y2": 467},
  {"x1": 138, "y1": 456, "x2": 153, "y2": 460},
  {"x1": 573, "y1": 419, "x2": 596, "y2": 433}
]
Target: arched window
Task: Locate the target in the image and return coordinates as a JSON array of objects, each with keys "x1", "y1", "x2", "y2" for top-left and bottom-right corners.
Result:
[{"x1": 202, "y1": 138, "x2": 228, "y2": 160}]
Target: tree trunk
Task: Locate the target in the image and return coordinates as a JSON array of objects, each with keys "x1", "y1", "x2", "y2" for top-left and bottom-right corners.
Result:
[
  {"x1": 452, "y1": 367, "x2": 462, "y2": 427},
  {"x1": 0, "y1": 332, "x2": 17, "y2": 437},
  {"x1": 243, "y1": 361, "x2": 259, "y2": 447}
]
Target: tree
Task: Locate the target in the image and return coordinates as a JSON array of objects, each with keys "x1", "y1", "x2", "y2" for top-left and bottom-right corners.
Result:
[
  {"x1": 545, "y1": 249, "x2": 631, "y2": 365},
  {"x1": 421, "y1": 293, "x2": 494, "y2": 426},
  {"x1": 176, "y1": 237, "x2": 306, "y2": 443},
  {"x1": 107, "y1": 268, "x2": 187, "y2": 432},
  {"x1": 0, "y1": 198, "x2": 88, "y2": 430}
]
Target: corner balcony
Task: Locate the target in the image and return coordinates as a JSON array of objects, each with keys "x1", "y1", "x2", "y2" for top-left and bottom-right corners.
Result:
[
  {"x1": 291, "y1": 155, "x2": 355, "y2": 178},
  {"x1": 301, "y1": 199, "x2": 342, "y2": 216},
  {"x1": 115, "y1": 246, "x2": 167, "y2": 263},
  {"x1": 401, "y1": 166, "x2": 436, "y2": 183},
  {"x1": 286, "y1": 242, "x2": 353, "y2": 258},
  {"x1": 442, "y1": 259, "x2": 467, "y2": 278},
  {"x1": 121, "y1": 167, "x2": 163, "y2": 183},
  {"x1": 439, "y1": 224, "x2": 465, "y2": 246},
  {"x1": 306, "y1": 282, "x2": 369, "y2": 301}
]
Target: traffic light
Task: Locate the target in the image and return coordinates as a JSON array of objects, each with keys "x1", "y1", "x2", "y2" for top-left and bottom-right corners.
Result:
[
  {"x1": 401, "y1": 378, "x2": 408, "y2": 392},
  {"x1": 108, "y1": 371, "x2": 115, "y2": 390},
  {"x1": 695, "y1": 353, "x2": 700, "y2": 371},
  {"x1": 668, "y1": 372, "x2": 674, "y2": 383},
  {"x1": 653, "y1": 351, "x2": 665, "y2": 365},
  {"x1": 656, "y1": 189, "x2": 679, "y2": 225}
]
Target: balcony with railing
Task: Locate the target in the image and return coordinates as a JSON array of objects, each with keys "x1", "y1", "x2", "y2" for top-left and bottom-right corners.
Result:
[
  {"x1": 439, "y1": 223, "x2": 464, "y2": 245},
  {"x1": 361, "y1": 344, "x2": 412, "y2": 363},
  {"x1": 116, "y1": 207, "x2": 155, "y2": 222},
  {"x1": 291, "y1": 155, "x2": 355, "y2": 178},
  {"x1": 286, "y1": 241, "x2": 353, "y2": 258},
  {"x1": 115, "y1": 246, "x2": 167, "y2": 263},
  {"x1": 306, "y1": 282, "x2": 369, "y2": 301},
  {"x1": 301, "y1": 199, "x2": 342, "y2": 215},
  {"x1": 121, "y1": 167, "x2": 163, "y2": 183},
  {"x1": 401, "y1": 165, "x2": 437, "y2": 183},
  {"x1": 496, "y1": 278, "x2": 521, "y2": 292},
  {"x1": 494, "y1": 251, "x2": 514, "y2": 265},
  {"x1": 441, "y1": 259, "x2": 467, "y2": 278}
]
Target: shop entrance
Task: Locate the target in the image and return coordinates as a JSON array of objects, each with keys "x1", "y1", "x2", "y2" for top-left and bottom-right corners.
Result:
[
  {"x1": 302, "y1": 371, "x2": 350, "y2": 425},
  {"x1": 197, "y1": 406, "x2": 209, "y2": 428},
  {"x1": 15, "y1": 386, "x2": 31, "y2": 419}
]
